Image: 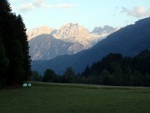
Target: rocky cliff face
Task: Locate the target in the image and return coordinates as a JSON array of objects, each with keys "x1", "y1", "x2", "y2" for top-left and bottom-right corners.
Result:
[
  {"x1": 27, "y1": 23, "x2": 116, "y2": 60},
  {"x1": 53, "y1": 23, "x2": 99, "y2": 47},
  {"x1": 29, "y1": 34, "x2": 86, "y2": 60},
  {"x1": 54, "y1": 23, "x2": 89, "y2": 39}
]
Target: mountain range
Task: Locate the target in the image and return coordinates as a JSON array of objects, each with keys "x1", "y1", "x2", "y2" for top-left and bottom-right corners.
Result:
[
  {"x1": 31, "y1": 17, "x2": 150, "y2": 75},
  {"x1": 28, "y1": 23, "x2": 117, "y2": 60},
  {"x1": 92, "y1": 25, "x2": 118, "y2": 35}
]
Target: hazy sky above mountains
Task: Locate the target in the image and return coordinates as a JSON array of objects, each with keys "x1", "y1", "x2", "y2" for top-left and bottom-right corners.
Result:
[{"x1": 9, "y1": 0, "x2": 150, "y2": 31}]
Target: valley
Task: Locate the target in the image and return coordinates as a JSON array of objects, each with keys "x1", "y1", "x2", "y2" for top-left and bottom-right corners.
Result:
[{"x1": 31, "y1": 17, "x2": 150, "y2": 75}]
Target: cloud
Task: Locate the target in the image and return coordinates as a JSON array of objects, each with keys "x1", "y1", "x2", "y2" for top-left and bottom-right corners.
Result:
[
  {"x1": 19, "y1": 3, "x2": 35, "y2": 12},
  {"x1": 57, "y1": 4, "x2": 75, "y2": 9},
  {"x1": 44, "y1": 4, "x2": 76, "y2": 10},
  {"x1": 44, "y1": 4, "x2": 54, "y2": 9},
  {"x1": 124, "y1": 20, "x2": 129, "y2": 24},
  {"x1": 18, "y1": 0, "x2": 76, "y2": 12},
  {"x1": 121, "y1": 6, "x2": 150, "y2": 18},
  {"x1": 9, "y1": 0, "x2": 21, "y2": 3},
  {"x1": 33, "y1": 0, "x2": 45, "y2": 7},
  {"x1": 18, "y1": 0, "x2": 44, "y2": 12}
]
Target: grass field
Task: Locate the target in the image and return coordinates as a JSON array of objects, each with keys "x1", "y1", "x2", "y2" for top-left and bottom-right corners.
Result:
[{"x1": 0, "y1": 82, "x2": 150, "y2": 113}]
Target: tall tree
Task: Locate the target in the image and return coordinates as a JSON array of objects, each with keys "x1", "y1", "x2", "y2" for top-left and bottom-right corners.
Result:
[
  {"x1": 31, "y1": 71, "x2": 42, "y2": 81},
  {"x1": 43, "y1": 69, "x2": 57, "y2": 82},
  {"x1": 0, "y1": 0, "x2": 14, "y2": 86},
  {"x1": 0, "y1": 0, "x2": 31, "y2": 86},
  {"x1": 100, "y1": 69, "x2": 112, "y2": 85},
  {"x1": 15, "y1": 15, "x2": 31, "y2": 82},
  {"x1": 63, "y1": 67, "x2": 75, "y2": 83},
  {"x1": 0, "y1": 34, "x2": 9, "y2": 87},
  {"x1": 9, "y1": 39, "x2": 25, "y2": 85}
]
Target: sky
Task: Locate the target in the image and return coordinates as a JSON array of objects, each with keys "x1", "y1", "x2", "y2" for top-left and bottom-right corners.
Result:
[{"x1": 9, "y1": 0, "x2": 150, "y2": 32}]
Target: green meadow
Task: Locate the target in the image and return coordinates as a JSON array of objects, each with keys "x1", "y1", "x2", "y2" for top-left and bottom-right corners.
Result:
[{"x1": 0, "y1": 82, "x2": 150, "y2": 113}]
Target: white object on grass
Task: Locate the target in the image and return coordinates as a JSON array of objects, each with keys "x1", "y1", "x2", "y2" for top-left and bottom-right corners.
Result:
[
  {"x1": 28, "y1": 83, "x2": 32, "y2": 87},
  {"x1": 23, "y1": 83, "x2": 27, "y2": 87}
]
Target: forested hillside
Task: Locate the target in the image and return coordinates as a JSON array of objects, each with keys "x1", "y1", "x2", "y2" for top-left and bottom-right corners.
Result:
[
  {"x1": 81, "y1": 50, "x2": 150, "y2": 86},
  {"x1": 0, "y1": 0, "x2": 31, "y2": 87},
  {"x1": 32, "y1": 50, "x2": 150, "y2": 86}
]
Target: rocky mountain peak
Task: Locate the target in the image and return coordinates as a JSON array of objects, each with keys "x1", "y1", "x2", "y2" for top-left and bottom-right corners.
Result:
[
  {"x1": 27, "y1": 26, "x2": 56, "y2": 40},
  {"x1": 92, "y1": 25, "x2": 116, "y2": 35},
  {"x1": 53, "y1": 23, "x2": 90, "y2": 40},
  {"x1": 62, "y1": 23, "x2": 79, "y2": 27}
]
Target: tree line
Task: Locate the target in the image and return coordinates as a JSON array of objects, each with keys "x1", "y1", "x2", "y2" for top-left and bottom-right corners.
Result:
[
  {"x1": 81, "y1": 50, "x2": 150, "y2": 86},
  {"x1": 32, "y1": 50, "x2": 150, "y2": 87},
  {"x1": 31, "y1": 67, "x2": 75, "y2": 83},
  {"x1": 0, "y1": 0, "x2": 31, "y2": 88}
]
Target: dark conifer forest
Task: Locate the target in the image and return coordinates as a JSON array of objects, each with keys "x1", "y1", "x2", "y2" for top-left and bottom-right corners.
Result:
[
  {"x1": 0, "y1": 0, "x2": 31, "y2": 87},
  {"x1": 80, "y1": 50, "x2": 150, "y2": 86},
  {"x1": 32, "y1": 50, "x2": 150, "y2": 87}
]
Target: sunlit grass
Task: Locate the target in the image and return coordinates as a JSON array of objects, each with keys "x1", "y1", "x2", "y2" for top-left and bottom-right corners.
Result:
[{"x1": 0, "y1": 82, "x2": 150, "y2": 113}]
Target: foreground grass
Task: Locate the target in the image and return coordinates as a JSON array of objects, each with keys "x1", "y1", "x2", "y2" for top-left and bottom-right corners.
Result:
[{"x1": 0, "y1": 82, "x2": 150, "y2": 113}]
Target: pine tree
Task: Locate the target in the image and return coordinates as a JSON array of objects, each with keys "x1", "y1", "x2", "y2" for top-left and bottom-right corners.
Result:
[
  {"x1": 0, "y1": 0, "x2": 31, "y2": 86},
  {"x1": 15, "y1": 15, "x2": 31, "y2": 82},
  {"x1": 0, "y1": 0, "x2": 11, "y2": 15},
  {"x1": 43, "y1": 69, "x2": 57, "y2": 82},
  {"x1": 8, "y1": 39, "x2": 25, "y2": 85},
  {"x1": 63, "y1": 67, "x2": 75, "y2": 83},
  {"x1": 0, "y1": 0, "x2": 13, "y2": 86},
  {"x1": 0, "y1": 34, "x2": 9, "y2": 87}
]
